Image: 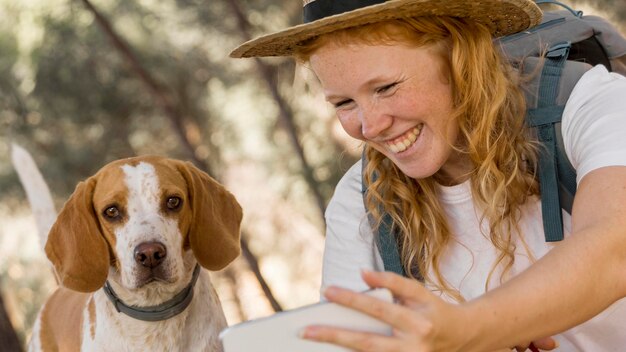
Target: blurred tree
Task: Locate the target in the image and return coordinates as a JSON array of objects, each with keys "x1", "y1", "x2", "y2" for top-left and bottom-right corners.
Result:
[
  {"x1": 225, "y1": 0, "x2": 327, "y2": 218},
  {"x1": 1, "y1": 0, "x2": 356, "y2": 224},
  {"x1": 1, "y1": 0, "x2": 241, "y2": 193}
]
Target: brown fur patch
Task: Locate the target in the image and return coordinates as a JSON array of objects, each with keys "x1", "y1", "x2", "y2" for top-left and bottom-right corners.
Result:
[
  {"x1": 39, "y1": 288, "x2": 90, "y2": 351},
  {"x1": 92, "y1": 161, "x2": 128, "y2": 251},
  {"x1": 172, "y1": 160, "x2": 242, "y2": 270},
  {"x1": 45, "y1": 178, "x2": 111, "y2": 292},
  {"x1": 39, "y1": 299, "x2": 57, "y2": 352}
]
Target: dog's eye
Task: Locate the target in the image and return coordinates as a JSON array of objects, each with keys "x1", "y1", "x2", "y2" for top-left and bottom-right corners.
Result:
[
  {"x1": 104, "y1": 206, "x2": 120, "y2": 219},
  {"x1": 166, "y1": 197, "x2": 182, "y2": 210}
]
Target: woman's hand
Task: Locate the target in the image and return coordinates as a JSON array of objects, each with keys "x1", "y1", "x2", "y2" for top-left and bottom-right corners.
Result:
[
  {"x1": 301, "y1": 270, "x2": 471, "y2": 351},
  {"x1": 301, "y1": 270, "x2": 558, "y2": 352}
]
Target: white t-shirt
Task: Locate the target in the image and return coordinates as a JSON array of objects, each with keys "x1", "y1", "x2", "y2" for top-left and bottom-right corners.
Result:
[{"x1": 322, "y1": 65, "x2": 626, "y2": 351}]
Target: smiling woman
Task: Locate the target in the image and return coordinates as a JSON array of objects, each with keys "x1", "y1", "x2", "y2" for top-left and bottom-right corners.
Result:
[
  {"x1": 299, "y1": 16, "x2": 538, "y2": 299},
  {"x1": 230, "y1": 0, "x2": 626, "y2": 351},
  {"x1": 309, "y1": 39, "x2": 461, "y2": 182}
]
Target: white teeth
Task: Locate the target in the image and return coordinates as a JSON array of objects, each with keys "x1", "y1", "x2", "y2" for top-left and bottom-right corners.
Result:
[{"x1": 386, "y1": 126, "x2": 421, "y2": 154}]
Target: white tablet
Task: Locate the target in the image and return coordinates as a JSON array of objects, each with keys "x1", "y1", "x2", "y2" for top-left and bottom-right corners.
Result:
[{"x1": 219, "y1": 288, "x2": 393, "y2": 352}]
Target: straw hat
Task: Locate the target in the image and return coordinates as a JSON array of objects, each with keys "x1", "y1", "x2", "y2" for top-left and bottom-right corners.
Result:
[{"x1": 230, "y1": 0, "x2": 542, "y2": 58}]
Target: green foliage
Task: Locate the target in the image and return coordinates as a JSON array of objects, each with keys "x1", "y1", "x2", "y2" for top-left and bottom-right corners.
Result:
[{"x1": 0, "y1": 0, "x2": 355, "y2": 214}]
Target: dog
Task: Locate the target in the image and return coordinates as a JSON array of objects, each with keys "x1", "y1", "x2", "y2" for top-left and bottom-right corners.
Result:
[{"x1": 12, "y1": 147, "x2": 242, "y2": 351}]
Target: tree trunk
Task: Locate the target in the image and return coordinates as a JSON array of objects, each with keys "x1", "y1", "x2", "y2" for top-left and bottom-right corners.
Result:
[{"x1": 225, "y1": 0, "x2": 328, "y2": 220}]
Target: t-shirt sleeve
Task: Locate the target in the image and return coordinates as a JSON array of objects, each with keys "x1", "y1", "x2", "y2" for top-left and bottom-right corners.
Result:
[
  {"x1": 321, "y1": 159, "x2": 383, "y2": 297},
  {"x1": 562, "y1": 65, "x2": 626, "y2": 184}
]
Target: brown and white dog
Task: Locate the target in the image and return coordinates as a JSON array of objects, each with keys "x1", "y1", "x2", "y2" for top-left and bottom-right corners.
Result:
[{"x1": 14, "y1": 151, "x2": 242, "y2": 351}]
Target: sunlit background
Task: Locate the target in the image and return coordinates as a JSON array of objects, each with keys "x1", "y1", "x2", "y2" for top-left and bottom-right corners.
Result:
[{"x1": 0, "y1": 0, "x2": 624, "y2": 350}]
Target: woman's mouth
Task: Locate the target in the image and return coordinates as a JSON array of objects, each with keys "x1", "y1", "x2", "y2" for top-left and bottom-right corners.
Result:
[{"x1": 386, "y1": 125, "x2": 423, "y2": 154}]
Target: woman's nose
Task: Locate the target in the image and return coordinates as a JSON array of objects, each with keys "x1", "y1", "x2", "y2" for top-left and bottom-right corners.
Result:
[{"x1": 359, "y1": 105, "x2": 392, "y2": 139}]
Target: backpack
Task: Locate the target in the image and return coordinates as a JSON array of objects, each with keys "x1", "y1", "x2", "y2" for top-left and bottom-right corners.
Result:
[{"x1": 361, "y1": 0, "x2": 626, "y2": 277}]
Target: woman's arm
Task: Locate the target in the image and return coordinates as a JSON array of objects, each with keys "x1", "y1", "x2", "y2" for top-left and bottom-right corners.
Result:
[{"x1": 461, "y1": 165, "x2": 626, "y2": 350}]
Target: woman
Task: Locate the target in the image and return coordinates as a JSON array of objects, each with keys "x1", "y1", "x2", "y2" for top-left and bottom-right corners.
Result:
[{"x1": 231, "y1": 0, "x2": 626, "y2": 351}]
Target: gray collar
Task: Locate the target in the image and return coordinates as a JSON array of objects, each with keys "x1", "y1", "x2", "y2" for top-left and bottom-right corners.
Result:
[{"x1": 103, "y1": 264, "x2": 201, "y2": 322}]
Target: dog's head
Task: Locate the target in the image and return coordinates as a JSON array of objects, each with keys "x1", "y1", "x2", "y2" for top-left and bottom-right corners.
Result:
[{"x1": 45, "y1": 156, "x2": 242, "y2": 293}]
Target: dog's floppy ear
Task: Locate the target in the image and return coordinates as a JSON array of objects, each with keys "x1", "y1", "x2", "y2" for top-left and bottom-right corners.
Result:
[
  {"x1": 45, "y1": 177, "x2": 110, "y2": 292},
  {"x1": 176, "y1": 161, "x2": 242, "y2": 270}
]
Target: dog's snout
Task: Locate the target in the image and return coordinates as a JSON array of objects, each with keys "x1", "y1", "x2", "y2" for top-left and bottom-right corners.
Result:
[{"x1": 134, "y1": 242, "x2": 167, "y2": 268}]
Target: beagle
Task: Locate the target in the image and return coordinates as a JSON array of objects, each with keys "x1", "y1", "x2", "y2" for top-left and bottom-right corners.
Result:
[{"x1": 27, "y1": 155, "x2": 242, "y2": 352}]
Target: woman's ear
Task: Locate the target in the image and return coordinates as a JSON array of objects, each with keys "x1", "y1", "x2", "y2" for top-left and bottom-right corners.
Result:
[
  {"x1": 45, "y1": 177, "x2": 111, "y2": 292},
  {"x1": 175, "y1": 161, "x2": 242, "y2": 270}
]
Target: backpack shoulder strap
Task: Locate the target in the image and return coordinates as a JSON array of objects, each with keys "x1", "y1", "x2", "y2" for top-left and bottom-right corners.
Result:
[
  {"x1": 526, "y1": 42, "x2": 571, "y2": 242},
  {"x1": 361, "y1": 153, "x2": 407, "y2": 277},
  {"x1": 522, "y1": 48, "x2": 593, "y2": 241}
]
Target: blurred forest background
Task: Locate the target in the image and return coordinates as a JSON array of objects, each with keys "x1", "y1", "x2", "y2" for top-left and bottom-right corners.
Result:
[{"x1": 0, "y1": 0, "x2": 624, "y2": 350}]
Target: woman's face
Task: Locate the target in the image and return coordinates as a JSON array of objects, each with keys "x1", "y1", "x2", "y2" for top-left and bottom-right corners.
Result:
[{"x1": 310, "y1": 41, "x2": 470, "y2": 182}]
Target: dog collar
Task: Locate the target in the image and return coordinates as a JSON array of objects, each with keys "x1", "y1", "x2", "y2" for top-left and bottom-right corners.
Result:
[{"x1": 103, "y1": 264, "x2": 201, "y2": 322}]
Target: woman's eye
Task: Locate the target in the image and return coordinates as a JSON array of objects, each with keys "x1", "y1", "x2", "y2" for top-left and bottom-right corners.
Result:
[
  {"x1": 333, "y1": 99, "x2": 353, "y2": 109},
  {"x1": 166, "y1": 196, "x2": 182, "y2": 210},
  {"x1": 377, "y1": 82, "x2": 398, "y2": 94},
  {"x1": 104, "y1": 206, "x2": 120, "y2": 219}
]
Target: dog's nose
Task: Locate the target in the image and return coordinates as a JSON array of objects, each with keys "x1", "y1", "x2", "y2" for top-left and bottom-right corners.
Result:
[{"x1": 134, "y1": 242, "x2": 167, "y2": 268}]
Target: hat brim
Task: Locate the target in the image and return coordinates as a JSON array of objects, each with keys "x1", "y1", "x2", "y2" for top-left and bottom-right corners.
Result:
[{"x1": 230, "y1": 0, "x2": 542, "y2": 58}]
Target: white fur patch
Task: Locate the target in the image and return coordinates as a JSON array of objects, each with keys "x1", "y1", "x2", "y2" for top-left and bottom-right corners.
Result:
[{"x1": 114, "y1": 162, "x2": 184, "y2": 293}]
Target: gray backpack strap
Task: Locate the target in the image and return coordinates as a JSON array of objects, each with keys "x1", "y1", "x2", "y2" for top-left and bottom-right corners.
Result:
[
  {"x1": 526, "y1": 42, "x2": 571, "y2": 242},
  {"x1": 361, "y1": 153, "x2": 407, "y2": 277},
  {"x1": 521, "y1": 54, "x2": 594, "y2": 242}
]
